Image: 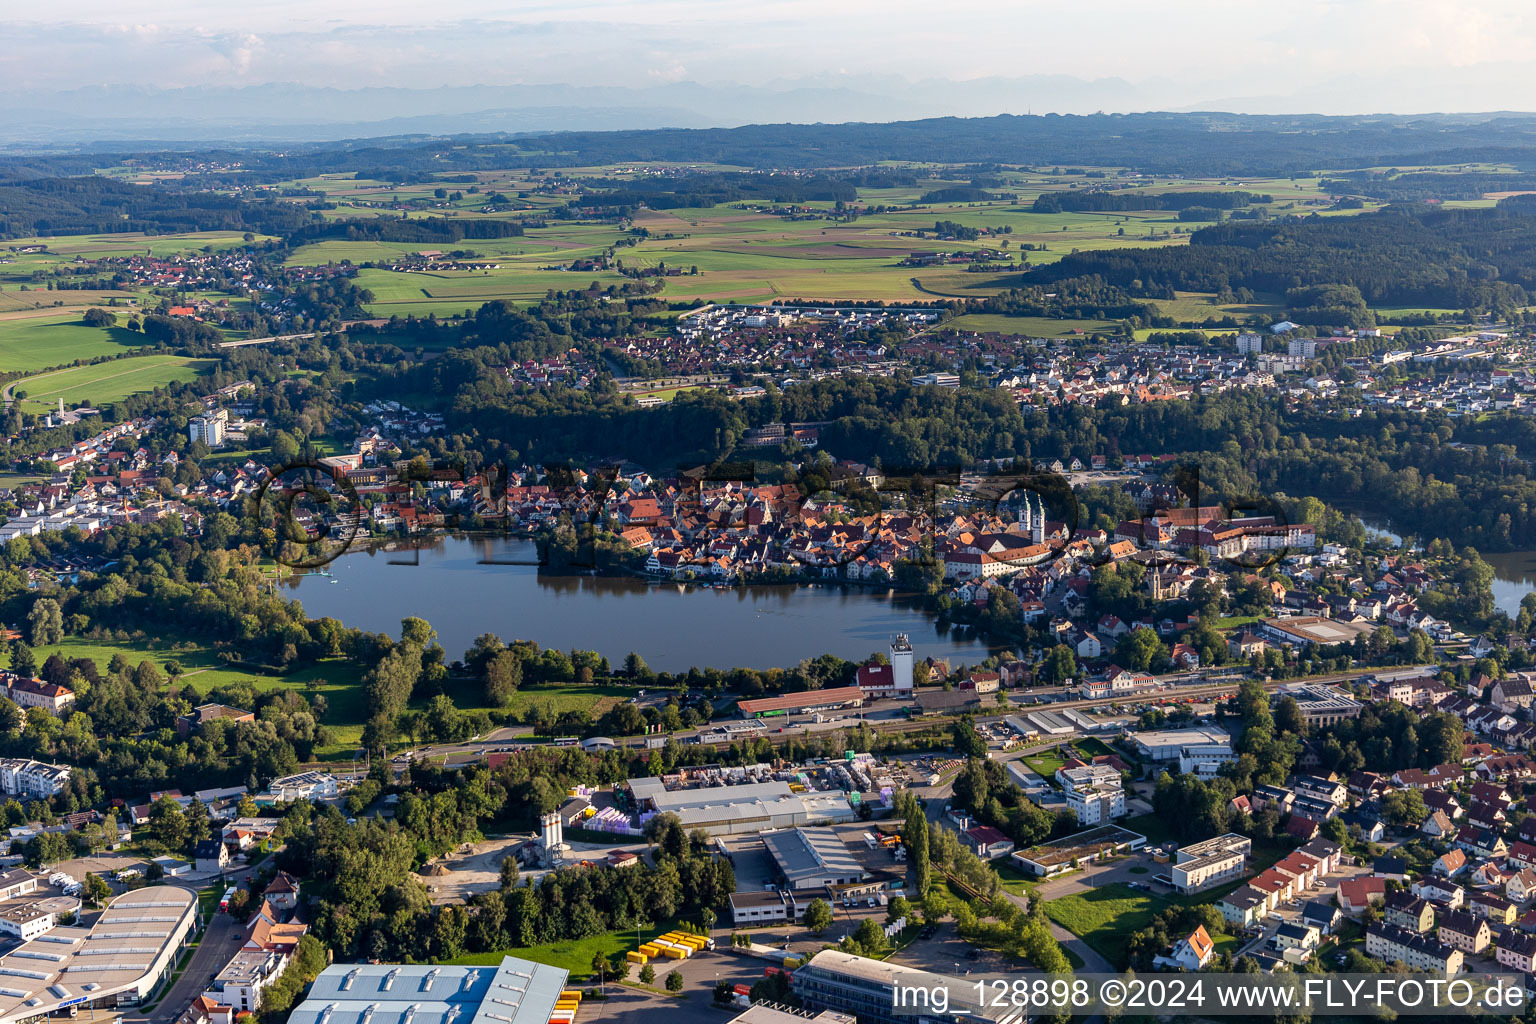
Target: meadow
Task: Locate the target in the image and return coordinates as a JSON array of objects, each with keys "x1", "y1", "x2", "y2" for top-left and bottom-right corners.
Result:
[
  {"x1": 0, "y1": 312, "x2": 154, "y2": 372},
  {"x1": 261, "y1": 167, "x2": 1354, "y2": 316},
  {"x1": 11, "y1": 354, "x2": 216, "y2": 412}
]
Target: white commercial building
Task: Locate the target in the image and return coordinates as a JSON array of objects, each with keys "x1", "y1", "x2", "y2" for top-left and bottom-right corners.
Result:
[
  {"x1": 627, "y1": 777, "x2": 854, "y2": 835},
  {"x1": 289, "y1": 957, "x2": 568, "y2": 1024},
  {"x1": 1126, "y1": 725, "x2": 1231, "y2": 762},
  {"x1": 0, "y1": 886, "x2": 197, "y2": 1024}
]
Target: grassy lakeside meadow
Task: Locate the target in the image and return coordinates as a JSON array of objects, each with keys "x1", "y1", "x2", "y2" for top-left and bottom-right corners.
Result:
[{"x1": 5, "y1": 628, "x2": 637, "y2": 761}]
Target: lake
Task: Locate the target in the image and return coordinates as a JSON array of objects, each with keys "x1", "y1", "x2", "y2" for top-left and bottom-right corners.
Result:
[
  {"x1": 284, "y1": 535, "x2": 1003, "y2": 672},
  {"x1": 1355, "y1": 514, "x2": 1535, "y2": 617}
]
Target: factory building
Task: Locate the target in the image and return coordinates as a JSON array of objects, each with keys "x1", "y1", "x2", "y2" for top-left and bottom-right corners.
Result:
[
  {"x1": 627, "y1": 777, "x2": 854, "y2": 835},
  {"x1": 288, "y1": 957, "x2": 569, "y2": 1024},
  {"x1": 0, "y1": 885, "x2": 197, "y2": 1024},
  {"x1": 761, "y1": 828, "x2": 869, "y2": 890}
]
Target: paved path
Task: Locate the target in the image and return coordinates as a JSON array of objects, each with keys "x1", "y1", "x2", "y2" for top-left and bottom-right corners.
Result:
[{"x1": 124, "y1": 910, "x2": 238, "y2": 1024}]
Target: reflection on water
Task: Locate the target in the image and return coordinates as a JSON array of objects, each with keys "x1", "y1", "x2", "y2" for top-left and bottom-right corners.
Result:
[
  {"x1": 1485, "y1": 549, "x2": 1536, "y2": 618},
  {"x1": 285, "y1": 535, "x2": 1002, "y2": 671}
]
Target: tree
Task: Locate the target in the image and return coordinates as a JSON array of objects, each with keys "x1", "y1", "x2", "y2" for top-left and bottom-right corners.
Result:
[
  {"x1": 148, "y1": 796, "x2": 188, "y2": 852},
  {"x1": 82, "y1": 307, "x2": 116, "y2": 328},
  {"x1": 1381, "y1": 789, "x2": 1427, "y2": 826},
  {"x1": 27, "y1": 599, "x2": 62, "y2": 647},
  {"x1": 83, "y1": 872, "x2": 112, "y2": 907},
  {"x1": 639, "y1": 964, "x2": 655, "y2": 985},
  {"x1": 804, "y1": 898, "x2": 833, "y2": 935},
  {"x1": 483, "y1": 650, "x2": 522, "y2": 706},
  {"x1": 1321, "y1": 816, "x2": 1349, "y2": 845},
  {"x1": 665, "y1": 970, "x2": 684, "y2": 993},
  {"x1": 9, "y1": 642, "x2": 34, "y2": 679}
]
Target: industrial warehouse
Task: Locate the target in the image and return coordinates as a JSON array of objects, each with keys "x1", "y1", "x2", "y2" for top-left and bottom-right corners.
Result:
[
  {"x1": 0, "y1": 885, "x2": 198, "y2": 1024},
  {"x1": 736, "y1": 688, "x2": 866, "y2": 718},
  {"x1": 626, "y1": 776, "x2": 855, "y2": 835},
  {"x1": 761, "y1": 828, "x2": 869, "y2": 890},
  {"x1": 288, "y1": 957, "x2": 571, "y2": 1024}
]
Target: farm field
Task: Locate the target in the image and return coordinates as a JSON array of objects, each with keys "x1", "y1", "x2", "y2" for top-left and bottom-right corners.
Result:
[
  {"x1": 0, "y1": 312, "x2": 154, "y2": 372},
  {"x1": 5, "y1": 231, "x2": 272, "y2": 260},
  {"x1": 11, "y1": 354, "x2": 215, "y2": 412},
  {"x1": 263, "y1": 169, "x2": 1356, "y2": 314}
]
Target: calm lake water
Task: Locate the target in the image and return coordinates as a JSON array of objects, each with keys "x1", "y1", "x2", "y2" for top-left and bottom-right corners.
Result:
[
  {"x1": 284, "y1": 535, "x2": 1002, "y2": 672},
  {"x1": 1356, "y1": 515, "x2": 1535, "y2": 617}
]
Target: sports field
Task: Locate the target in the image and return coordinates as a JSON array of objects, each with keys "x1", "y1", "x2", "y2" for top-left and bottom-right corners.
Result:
[
  {"x1": 0, "y1": 312, "x2": 154, "y2": 372},
  {"x1": 11, "y1": 354, "x2": 215, "y2": 412}
]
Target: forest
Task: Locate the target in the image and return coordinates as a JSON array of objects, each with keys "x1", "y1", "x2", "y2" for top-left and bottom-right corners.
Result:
[
  {"x1": 0, "y1": 174, "x2": 315, "y2": 238},
  {"x1": 1030, "y1": 189, "x2": 1262, "y2": 213},
  {"x1": 27, "y1": 112, "x2": 1536, "y2": 180},
  {"x1": 1027, "y1": 197, "x2": 1536, "y2": 313}
]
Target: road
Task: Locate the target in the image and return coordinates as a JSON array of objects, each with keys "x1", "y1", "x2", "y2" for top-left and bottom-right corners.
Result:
[{"x1": 124, "y1": 906, "x2": 238, "y2": 1024}]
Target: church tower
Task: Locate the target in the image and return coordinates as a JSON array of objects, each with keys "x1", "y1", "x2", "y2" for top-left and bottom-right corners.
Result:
[{"x1": 1031, "y1": 493, "x2": 1045, "y2": 545}]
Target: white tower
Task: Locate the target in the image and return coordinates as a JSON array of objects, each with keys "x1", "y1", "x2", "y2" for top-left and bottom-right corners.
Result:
[
  {"x1": 539, "y1": 811, "x2": 566, "y2": 867},
  {"x1": 1018, "y1": 495, "x2": 1033, "y2": 534},
  {"x1": 890, "y1": 634, "x2": 914, "y2": 694},
  {"x1": 1031, "y1": 493, "x2": 1045, "y2": 545}
]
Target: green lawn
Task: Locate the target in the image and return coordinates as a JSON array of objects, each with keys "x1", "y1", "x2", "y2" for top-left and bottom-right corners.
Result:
[
  {"x1": 1072, "y1": 737, "x2": 1120, "y2": 760},
  {"x1": 1215, "y1": 615, "x2": 1262, "y2": 629},
  {"x1": 442, "y1": 919, "x2": 682, "y2": 979},
  {"x1": 1021, "y1": 748, "x2": 1071, "y2": 780},
  {"x1": 13, "y1": 355, "x2": 215, "y2": 413},
  {"x1": 1042, "y1": 882, "x2": 1170, "y2": 968},
  {"x1": 0, "y1": 313, "x2": 153, "y2": 373},
  {"x1": 17, "y1": 635, "x2": 368, "y2": 756},
  {"x1": 1121, "y1": 812, "x2": 1178, "y2": 846}
]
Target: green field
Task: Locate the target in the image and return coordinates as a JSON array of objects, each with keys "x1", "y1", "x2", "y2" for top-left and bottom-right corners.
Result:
[
  {"x1": 12, "y1": 355, "x2": 215, "y2": 412},
  {"x1": 261, "y1": 169, "x2": 1353, "y2": 315},
  {"x1": 1042, "y1": 883, "x2": 1170, "y2": 967},
  {"x1": 0, "y1": 313, "x2": 153, "y2": 372},
  {"x1": 443, "y1": 919, "x2": 682, "y2": 979},
  {"x1": 10, "y1": 635, "x2": 369, "y2": 754}
]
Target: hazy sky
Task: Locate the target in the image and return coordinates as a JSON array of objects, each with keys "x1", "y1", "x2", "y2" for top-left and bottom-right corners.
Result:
[{"x1": 8, "y1": 0, "x2": 1536, "y2": 114}]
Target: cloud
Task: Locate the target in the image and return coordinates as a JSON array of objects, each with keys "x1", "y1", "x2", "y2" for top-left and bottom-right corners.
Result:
[{"x1": 8, "y1": 2, "x2": 1536, "y2": 114}]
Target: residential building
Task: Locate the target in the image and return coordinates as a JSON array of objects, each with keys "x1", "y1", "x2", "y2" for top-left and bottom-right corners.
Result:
[
  {"x1": 1153, "y1": 926, "x2": 1215, "y2": 971},
  {"x1": 1170, "y1": 834, "x2": 1250, "y2": 894},
  {"x1": 1365, "y1": 923, "x2": 1463, "y2": 976},
  {"x1": 0, "y1": 759, "x2": 71, "y2": 799},
  {"x1": 1384, "y1": 892, "x2": 1434, "y2": 933},
  {"x1": 262, "y1": 772, "x2": 339, "y2": 803},
  {"x1": 1437, "y1": 909, "x2": 1491, "y2": 954},
  {"x1": 1057, "y1": 764, "x2": 1126, "y2": 825}
]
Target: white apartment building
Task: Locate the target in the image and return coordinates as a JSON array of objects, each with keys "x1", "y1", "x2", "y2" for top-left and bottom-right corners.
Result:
[
  {"x1": 190, "y1": 409, "x2": 229, "y2": 448},
  {"x1": 1057, "y1": 764, "x2": 1125, "y2": 825},
  {"x1": 0, "y1": 759, "x2": 71, "y2": 799},
  {"x1": 1170, "y1": 833, "x2": 1251, "y2": 893}
]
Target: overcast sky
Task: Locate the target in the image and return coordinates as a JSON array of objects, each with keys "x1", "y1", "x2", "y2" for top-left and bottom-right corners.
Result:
[{"x1": 9, "y1": 0, "x2": 1536, "y2": 115}]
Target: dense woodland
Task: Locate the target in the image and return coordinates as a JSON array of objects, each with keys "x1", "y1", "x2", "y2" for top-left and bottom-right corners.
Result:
[
  {"x1": 19, "y1": 112, "x2": 1536, "y2": 180},
  {"x1": 0, "y1": 175, "x2": 314, "y2": 238},
  {"x1": 1030, "y1": 198, "x2": 1536, "y2": 315}
]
